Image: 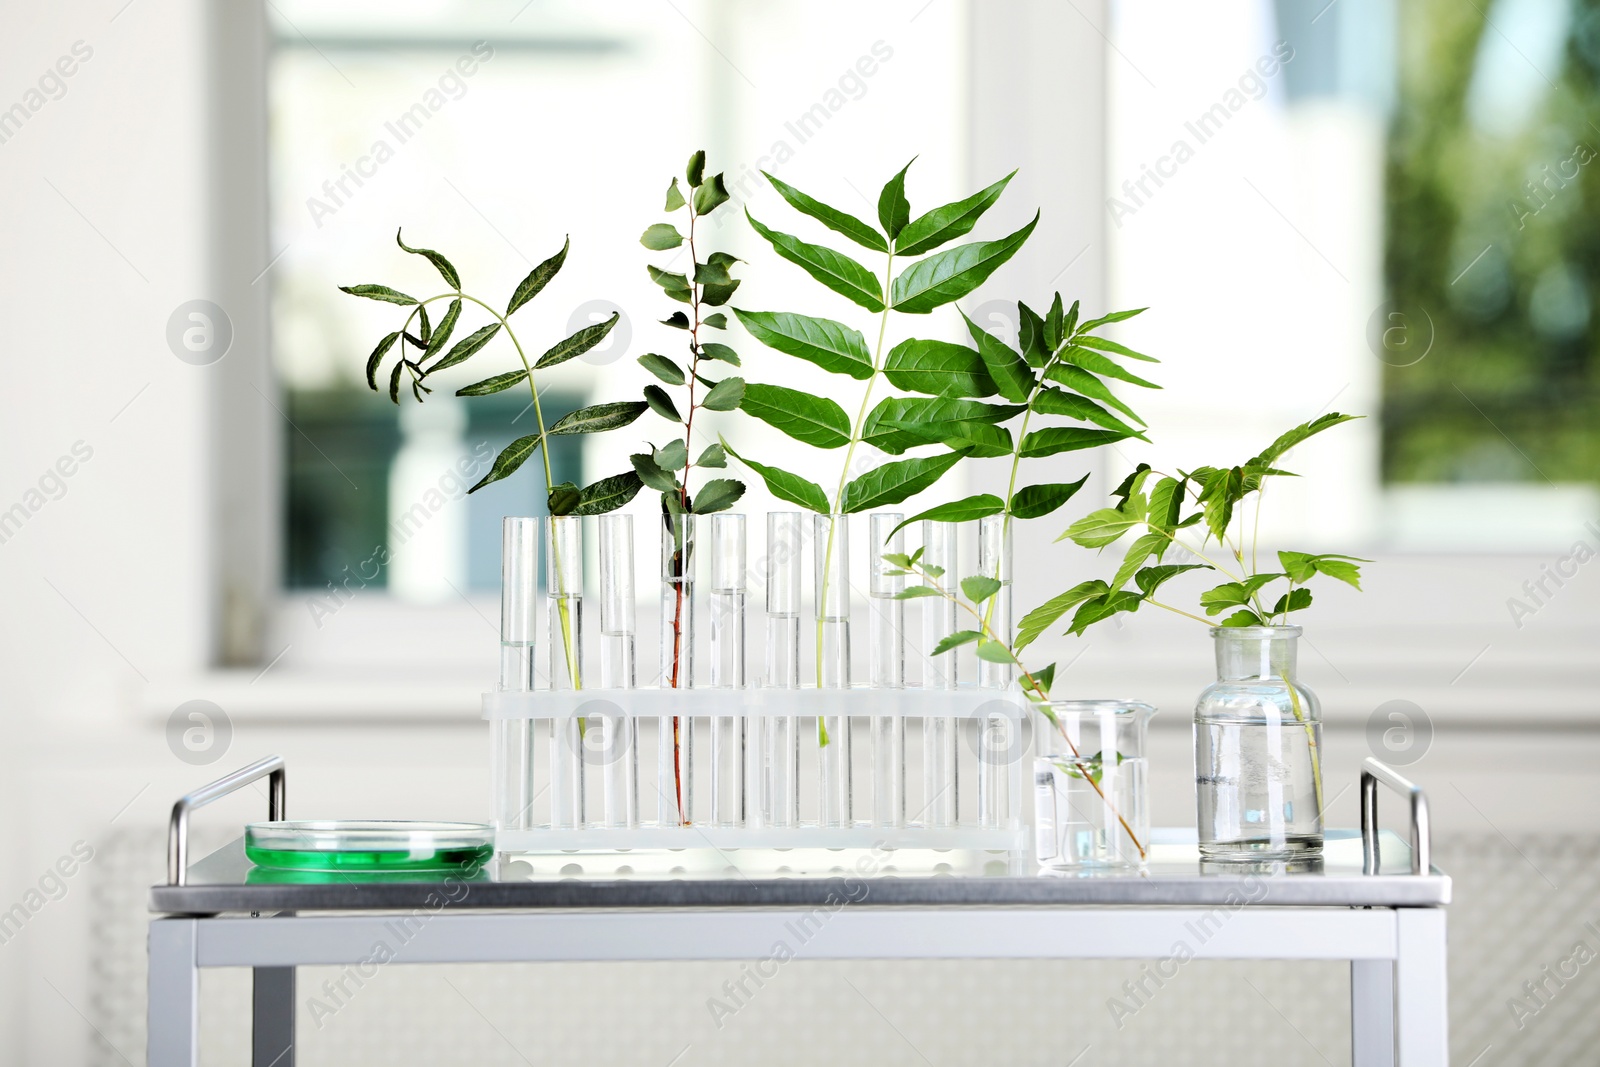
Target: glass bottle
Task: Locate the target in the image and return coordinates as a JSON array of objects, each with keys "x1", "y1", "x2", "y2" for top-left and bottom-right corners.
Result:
[
  {"x1": 1195, "y1": 626, "x2": 1324, "y2": 858},
  {"x1": 869, "y1": 512, "x2": 906, "y2": 829},
  {"x1": 1033, "y1": 700, "x2": 1155, "y2": 869}
]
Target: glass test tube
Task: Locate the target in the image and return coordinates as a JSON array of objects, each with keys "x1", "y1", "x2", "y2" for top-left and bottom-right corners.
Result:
[
  {"x1": 599, "y1": 514, "x2": 637, "y2": 828},
  {"x1": 921, "y1": 520, "x2": 958, "y2": 827},
  {"x1": 496, "y1": 517, "x2": 538, "y2": 831},
  {"x1": 660, "y1": 513, "x2": 695, "y2": 825},
  {"x1": 546, "y1": 516, "x2": 584, "y2": 829},
  {"x1": 709, "y1": 513, "x2": 746, "y2": 826},
  {"x1": 764, "y1": 511, "x2": 801, "y2": 828},
  {"x1": 815, "y1": 513, "x2": 852, "y2": 827},
  {"x1": 977, "y1": 513, "x2": 1012, "y2": 827},
  {"x1": 870, "y1": 512, "x2": 906, "y2": 829}
]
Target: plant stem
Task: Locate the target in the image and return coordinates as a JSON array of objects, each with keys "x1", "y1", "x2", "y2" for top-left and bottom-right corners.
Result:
[
  {"x1": 812, "y1": 250, "x2": 895, "y2": 731},
  {"x1": 1143, "y1": 598, "x2": 1216, "y2": 626},
  {"x1": 666, "y1": 204, "x2": 704, "y2": 824}
]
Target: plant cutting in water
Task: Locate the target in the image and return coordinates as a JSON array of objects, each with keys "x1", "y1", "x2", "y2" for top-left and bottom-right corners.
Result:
[
  {"x1": 885, "y1": 294, "x2": 1161, "y2": 660},
  {"x1": 633, "y1": 150, "x2": 749, "y2": 823},
  {"x1": 881, "y1": 549, "x2": 1148, "y2": 860},
  {"x1": 727, "y1": 159, "x2": 1038, "y2": 733},
  {"x1": 343, "y1": 230, "x2": 649, "y2": 687},
  {"x1": 1025, "y1": 411, "x2": 1368, "y2": 827}
]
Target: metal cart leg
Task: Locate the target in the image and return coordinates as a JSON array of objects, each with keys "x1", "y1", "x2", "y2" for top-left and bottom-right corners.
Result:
[
  {"x1": 1350, "y1": 958, "x2": 1395, "y2": 1066},
  {"x1": 1395, "y1": 908, "x2": 1449, "y2": 1065},
  {"x1": 148, "y1": 919, "x2": 200, "y2": 1067},
  {"x1": 253, "y1": 967, "x2": 295, "y2": 1066}
]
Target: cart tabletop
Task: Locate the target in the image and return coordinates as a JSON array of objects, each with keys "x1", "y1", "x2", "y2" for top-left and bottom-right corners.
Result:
[{"x1": 150, "y1": 827, "x2": 1448, "y2": 915}]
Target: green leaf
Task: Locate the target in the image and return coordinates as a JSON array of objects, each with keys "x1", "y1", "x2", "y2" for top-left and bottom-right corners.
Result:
[
  {"x1": 975, "y1": 638, "x2": 1014, "y2": 664},
  {"x1": 1076, "y1": 334, "x2": 1158, "y2": 363},
  {"x1": 732, "y1": 309, "x2": 872, "y2": 379},
  {"x1": 1042, "y1": 362, "x2": 1147, "y2": 426},
  {"x1": 1018, "y1": 302, "x2": 1050, "y2": 366},
  {"x1": 470, "y1": 433, "x2": 542, "y2": 492},
  {"x1": 862, "y1": 397, "x2": 1024, "y2": 455},
  {"x1": 640, "y1": 223, "x2": 684, "y2": 250},
  {"x1": 889, "y1": 212, "x2": 1038, "y2": 314},
  {"x1": 1271, "y1": 587, "x2": 1314, "y2": 616},
  {"x1": 570, "y1": 471, "x2": 645, "y2": 515},
  {"x1": 693, "y1": 258, "x2": 735, "y2": 286},
  {"x1": 883, "y1": 338, "x2": 996, "y2": 398},
  {"x1": 686, "y1": 150, "x2": 705, "y2": 187},
  {"x1": 895, "y1": 170, "x2": 1015, "y2": 256},
  {"x1": 1313, "y1": 557, "x2": 1365, "y2": 589},
  {"x1": 1061, "y1": 296, "x2": 1080, "y2": 338},
  {"x1": 654, "y1": 440, "x2": 688, "y2": 471},
  {"x1": 639, "y1": 353, "x2": 685, "y2": 385},
  {"x1": 762, "y1": 171, "x2": 886, "y2": 252},
  {"x1": 1135, "y1": 564, "x2": 1208, "y2": 597},
  {"x1": 701, "y1": 376, "x2": 746, "y2": 411},
  {"x1": 703, "y1": 312, "x2": 728, "y2": 330},
  {"x1": 1016, "y1": 581, "x2": 1109, "y2": 650},
  {"x1": 665, "y1": 177, "x2": 686, "y2": 211},
  {"x1": 961, "y1": 309, "x2": 1034, "y2": 403},
  {"x1": 1112, "y1": 464, "x2": 1153, "y2": 506},
  {"x1": 1045, "y1": 293, "x2": 1066, "y2": 351},
  {"x1": 1061, "y1": 508, "x2": 1140, "y2": 549},
  {"x1": 456, "y1": 368, "x2": 528, "y2": 397},
  {"x1": 662, "y1": 311, "x2": 690, "y2": 330},
  {"x1": 365, "y1": 331, "x2": 401, "y2": 390},
  {"x1": 1009, "y1": 478, "x2": 1088, "y2": 520},
  {"x1": 536, "y1": 312, "x2": 620, "y2": 369},
  {"x1": 1111, "y1": 532, "x2": 1167, "y2": 592},
  {"x1": 1030, "y1": 387, "x2": 1142, "y2": 435},
  {"x1": 388, "y1": 360, "x2": 405, "y2": 404},
  {"x1": 702, "y1": 279, "x2": 741, "y2": 307},
  {"x1": 884, "y1": 418, "x2": 1011, "y2": 458},
  {"x1": 1148, "y1": 476, "x2": 1184, "y2": 534},
  {"x1": 1250, "y1": 412, "x2": 1361, "y2": 468},
  {"x1": 1077, "y1": 307, "x2": 1146, "y2": 333},
  {"x1": 647, "y1": 265, "x2": 693, "y2": 303},
  {"x1": 840, "y1": 452, "x2": 965, "y2": 513},
  {"x1": 889, "y1": 494, "x2": 1005, "y2": 538},
  {"x1": 741, "y1": 383, "x2": 850, "y2": 448},
  {"x1": 430, "y1": 323, "x2": 502, "y2": 373},
  {"x1": 894, "y1": 585, "x2": 946, "y2": 600},
  {"x1": 746, "y1": 211, "x2": 884, "y2": 311},
  {"x1": 1219, "y1": 609, "x2": 1264, "y2": 627},
  {"x1": 877, "y1": 158, "x2": 914, "y2": 239},
  {"x1": 643, "y1": 385, "x2": 682, "y2": 422},
  {"x1": 417, "y1": 305, "x2": 431, "y2": 345},
  {"x1": 693, "y1": 172, "x2": 731, "y2": 215},
  {"x1": 549, "y1": 401, "x2": 648, "y2": 436},
  {"x1": 506, "y1": 237, "x2": 568, "y2": 316},
  {"x1": 340, "y1": 284, "x2": 418, "y2": 306},
  {"x1": 546, "y1": 482, "x2": 583, "y2": 515},
  {"x1": 962, "y1": 575, "x2": 1003, "y2": 603},
  {"x1": 1067, "y1": 591, "x2": 1143, "y2": 636},
  {"x1": 420, "y1": 299, "x2": 462, "y2": 365},
  {"x1": 1199, "y1": 578, "x2": 1281, "y2": 616},
  {"x1": 724, "y1": 440, "x2": 829, "y2": 512},
  {"x1": 395, "y1": 229, "x2": 461, "y2": 290},
  {"x1": 696, "y1": 442, "x2": 728, "y2": 468},
  {"x1": 630, "y1": 451, "x2": 679, "y2": 494},
  {"x1": 931, "y1": 629, "x2": 982, "y2": 657},
  {"x1": 690, "y1": 478, "x2": 745, "y2": 514},
  {"x1": 1061, "y1": 346, "x2": 1160, "y2": 389},
  {"x1": 1278, "y1": 550, "x2": 1319, "y2": 583},
  {"x1": 1019, "y1": 427, "x2": 1134, "y2": 459},
  {"x1": 699, "y1": 341, "x2": 740, "y2": 365}
]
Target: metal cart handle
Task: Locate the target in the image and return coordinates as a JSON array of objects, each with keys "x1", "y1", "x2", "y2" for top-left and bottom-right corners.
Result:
[
  {"x1": 1360, "y1": 756, "x2": 1431, "y2": 876},
  {"x1": 167, "y1": 755, "x2": 286, "y2": 886}
]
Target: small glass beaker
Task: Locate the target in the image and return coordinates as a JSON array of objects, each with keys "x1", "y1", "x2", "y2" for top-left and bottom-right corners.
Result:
[{"x1": 1033, "y1": 700, "x2": 1155, "y2": 869}]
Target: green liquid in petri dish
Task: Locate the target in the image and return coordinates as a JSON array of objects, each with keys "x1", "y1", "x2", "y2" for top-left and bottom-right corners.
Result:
[{"x1": 244, "y1": 843, "x2": 492, "y2": 872}]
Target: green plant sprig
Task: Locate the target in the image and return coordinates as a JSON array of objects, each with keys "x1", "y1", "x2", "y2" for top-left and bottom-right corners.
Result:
[
  {"x1": 342, "y1": 229, "x2": 649, "y2": 516},
  {"x1": 726, "y1": 159, "x2": 1038, "y2": 715},
  {"x1": 882, "y1": 549, "x2": 1147, "y2": 860}
]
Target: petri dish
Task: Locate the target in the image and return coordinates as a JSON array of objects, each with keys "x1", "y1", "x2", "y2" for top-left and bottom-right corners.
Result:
[{"x1": 245, "y1": 820, "x2": 494, "y2": 872}]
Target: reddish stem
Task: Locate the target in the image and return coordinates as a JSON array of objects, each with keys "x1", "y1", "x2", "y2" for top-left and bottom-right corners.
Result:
[{"x1": 668, "y1": 203, "x2": 703, "y2": 826}]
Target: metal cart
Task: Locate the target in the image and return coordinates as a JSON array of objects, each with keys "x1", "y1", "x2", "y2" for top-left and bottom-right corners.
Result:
[{"x1": 148, "y1": 755, "x2": 1448, "y2": 1066}]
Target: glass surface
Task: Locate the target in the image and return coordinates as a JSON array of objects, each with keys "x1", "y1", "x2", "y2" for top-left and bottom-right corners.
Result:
[
  {"x1": 1194, "y1": 627, "x2": 1324, "y2": 857},
  {"x1": 1033, "y1": 701, "x2": 1155, "y2": 869},
  {"x1": 245, "y1": 820, "x2": 493, "y2": 871}
]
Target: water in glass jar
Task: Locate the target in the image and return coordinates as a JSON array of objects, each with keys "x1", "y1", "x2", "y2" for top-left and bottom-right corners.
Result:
[{"x1": 1195, "y1": 713, "x2": 1323, "y2": 856}]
